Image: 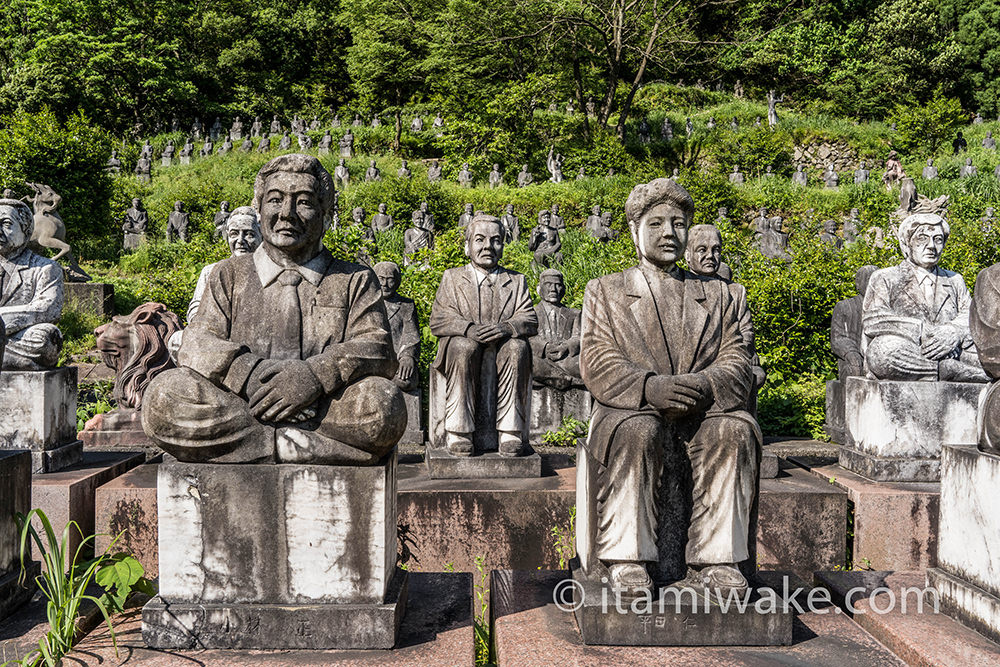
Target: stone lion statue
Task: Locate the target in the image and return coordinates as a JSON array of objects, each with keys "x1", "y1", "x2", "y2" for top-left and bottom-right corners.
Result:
[{"x1": 95, "y1": 302, "x2": 183, "y2": 410}]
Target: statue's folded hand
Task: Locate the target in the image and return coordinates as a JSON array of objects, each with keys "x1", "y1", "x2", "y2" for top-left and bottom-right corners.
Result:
[{"x1": 249, "y1": 360, "x2": 322, "y2": 423}]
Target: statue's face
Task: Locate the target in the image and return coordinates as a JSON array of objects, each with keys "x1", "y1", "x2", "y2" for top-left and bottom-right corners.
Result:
[
  {"x1": 0, "y1": 205, "x2": 28, "y2": 257},
  {"x1": 132, "y1": 198, "x2": 141, "y2": 208},
  {"x1": 540, "y1": 211, "x2": 551, "y2": 226},
  {"x1": 466, "y1": 221, "x2": 504, "y2": 270},
  {"x1": 375, "y1": 268, "x2": 400, "y2": 296},
  {"x1": 378, "y1": 203, "x2": 386, "y2": 213},
  {"x1": 824, "y1": 220, "x2": 837, "y2": 233},
  {"x1": 905, "y1": 224, "x2": 945, "y2": 270},
  {"x1": 464, "y1": 204, "x2": 473, "y2": 213},
  {"x1": 258, "y1": 171, "x2": 326, "y2": 257},
  {"x1": 928, "y1": 159, "x2": 933, "y2": 166},
  {"x1": 685, "y1": 231, "x2": 721, "y2": 276},
  {"x1": 227, "y1": 217, "x2": 261, "y2": 256},
  {"x1": 630, "y1": 202, "x2": 689, "y2": 268},
  {"x1": 539, "y1": 276, "x2": 565, "y2": 304},
  {"x1": 221, "y1": 201, "x2": 229, "y2": 211},
  {"x1": 352, "y1": 208, "x2": 364, "y2": 223},
  {"x1": 592, "y1": 205, "x2": 600, "y2": 215}
]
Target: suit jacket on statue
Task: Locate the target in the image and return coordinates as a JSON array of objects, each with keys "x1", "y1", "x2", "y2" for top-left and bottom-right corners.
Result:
[
  {"x1": 581, "y1": 266, "x2": 753, "y2": 465},
  {"x1": 531, "y1": 301, "x2": 581, "y2": 357},
  {"x1": 180, "y1": 245, "x2": 397, "y2": 397},
  {"x1": 385, "y1": 296, "x2": 420, "y2": 363},
  {"x1": 0, "y1": 248, "x2": 63, "y2": 335},
  {"x1": 429, "y1": 264, "x2": 538, "y2": 370}
]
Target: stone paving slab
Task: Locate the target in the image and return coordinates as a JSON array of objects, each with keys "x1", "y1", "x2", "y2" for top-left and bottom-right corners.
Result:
[
  {"x1": 815, "y1": 570, "x2": 1000, "y2": 666},
  {"x1": 492, "y1": 570, "x2": 906, "y2": 666}
]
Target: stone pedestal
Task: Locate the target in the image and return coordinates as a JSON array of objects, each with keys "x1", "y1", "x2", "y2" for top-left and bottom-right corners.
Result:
[
  {"x1": 64, "y1": 282, "x2": 115, "y2": 318},
  {"x1": 400, "y1": 388, "x2": 424, "y2": 445},
  {"x1": 0, "y1": 451, "x2": 39, "y2": 621},
  {"x1": 928, "y1": 445, "x2": 1000, "y2": 643},
  {"x1": 0, "y1": 368, "x2": 82, "y2": 473},
  {"x1": 528, "y1": 385, "x2": 590, "y2": 444},
  {"x1": 95, "y1": 463, "x2": 159, "y2": 578},
  {"x1": 142, "y1": 454, "x2": 406, "y2": 649},
  {"x1": 824, "y1": 380, "x2": 847, "y2": 444},
  {"x1": 842, "y1": 377, "x2": 982, "y2": 482},
  {"x1": 79, "y1": 408, "x2": 160, "y2": 461},
  {"x1": 425, "y1": 445, "x2": 541, "y2": 479}
]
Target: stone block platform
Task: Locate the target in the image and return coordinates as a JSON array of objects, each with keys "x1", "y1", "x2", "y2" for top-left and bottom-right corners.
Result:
[
  {"x1": 0, "y1": 367, "x2": 82, "y2": 473},
  {"x1": 94, "y1": 463, "x2": 159, "y2": 577},
  {"x1": 492, "y1": 570, "x2": 908, "y2": 665},
  {"x1": 64, "y1": 282, "x2": 115, "y2": 318},
  {"x1": 79, "y1": 408, "x2": 161, "y2": 461},
  {"x1": 791, "y1": 457, "x2": 939, "y2": 571},
  {"x1": 31, "y1": 451, "x2": 144, "y2": 559},
  {"x1": 0, "y1": 451, "x2": 39, "y2": 621},
  {"x1": 843, "y1": 377, "x2": 982, "y2": 482},
  {"x1": 2, "y1": 572, "x2": 475, "y2": 666},
  {"x1": 425, "y1": 445, "x2": 542, "y2": 479}
]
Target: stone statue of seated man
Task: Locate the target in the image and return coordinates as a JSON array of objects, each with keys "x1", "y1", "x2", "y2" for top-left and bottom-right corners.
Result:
[
  {"x1": 373, "y1": 262, "x2": 419, "y2": 393},
  {"x1": 579, "y1": 178, "x2": 760, "y2": 596},
  {"x1": 863, "y1": 213, "x2": 987, "y2": 383},
  {"x1": 0, "y1": 198, "x2": 64, "y2": 370},
  {"x1": 142, "y1": 154, "x2": 407, "y2": 464},
  {"x1": 530, "y1": 269, "x2": 582, "y2": 390},
  {"x1": 429, "y1": 214, "x2": 538, "y2": 457}
]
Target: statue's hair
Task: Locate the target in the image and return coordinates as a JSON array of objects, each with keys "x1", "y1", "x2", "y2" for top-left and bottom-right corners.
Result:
[
  {"x1": 95, "y1": 303, "x2": 183, "y2": 410},
  {"x1": 373, "y1": 261, "x2": 401, "y2": 281},
  {"x1": 625, "y1": 178, "x2": 694, "y2": 224},
  {"x1": 539, "y1": 268, "x2": 564, "y2": 282},
  {"x1": 897, "y1": 213, "x2": 949, "y2": 256},
  {"x1": 463, "y1": 213, "x2": 504, "y2": 244},
  {"x1": 537, "y1": 209, "x2": 551, "y2": 224},
  {"x1": 253, "y1": 153, "x2": 335, "y2": 219},
  {"x1": 688, "y1": 224, "x2": 722, "y2": 244},
  {"x1": 0, "y1": 199, "x2": 34, "y2": 239}
]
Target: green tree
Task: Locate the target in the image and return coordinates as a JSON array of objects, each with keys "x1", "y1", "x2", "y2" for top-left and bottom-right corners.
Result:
[{"x1": 887, "y1": 89, "x2": 966, "y2": 155}]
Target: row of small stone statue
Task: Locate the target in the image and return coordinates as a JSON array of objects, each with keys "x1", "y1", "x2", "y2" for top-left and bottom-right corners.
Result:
[{"x1": 165, "y1": 112, "x2": 446, "y2": 141}]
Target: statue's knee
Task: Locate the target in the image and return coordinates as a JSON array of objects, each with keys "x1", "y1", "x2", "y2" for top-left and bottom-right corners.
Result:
[
  {"x1": 450, "y1": 336, "x2": 481, "y2": 359},
  {"x1": 615, "y1": 414, "x2": 666, "y2": 451},
  {"x1": 498, "y1": 337, "x2": 529, "y2": 361},
  {"x1": 354, "y1": 376, "x2": 407, "y2": 444}
]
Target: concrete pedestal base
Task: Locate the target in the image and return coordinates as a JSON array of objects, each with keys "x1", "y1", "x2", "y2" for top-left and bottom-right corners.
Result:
[
  {"x1": 928, "y1": 444, "x2": 1000, "y2": 643},
  {"x1": 95, "y1": 463, "x2": 159, "y2": 578},
  {"x1": 529, "y1": 385, "x2": 590, "y2": 444},
  {"x1": 0, "y1": 451, "x2": 38, "y2": 621},
  {"x1": 571, "y1": 559, "x2": 793, "y2": 646},
  {"x1": 150, "y1": 454, "x2": 402, "y2": 649},
  {"x1": 425, "y1": 445, "x2": 541, "y2": 479},
  {"x1": 0, "y1": 368, "x2": 81, "y2": 473},
  {"x1": 399, "y1": 388, "x2": 424, "y2": 445},
  {"x1": 79, "y1": 408, "x2": 160, "y2": 460},
  {"x1": 142, "y1": 570, "x2": 408, "y2": 650},
  {"x1": 843, "y1": 377, "x2": 982, "y2": 482},
  {"x1": 64, "y1": 283, "x2": 115, "y2": 318},
  {"x1": 825, "y1": 380, "x2": 848, "y2": 444}
]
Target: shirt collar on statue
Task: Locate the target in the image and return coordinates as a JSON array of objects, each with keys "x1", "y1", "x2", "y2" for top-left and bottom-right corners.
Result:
[
  {"x1": 467, "y1": 263, "x2": 499, "y2": 286},
  {"x1": 254, "y1": 245, "x2": 328, "y2": 287}
]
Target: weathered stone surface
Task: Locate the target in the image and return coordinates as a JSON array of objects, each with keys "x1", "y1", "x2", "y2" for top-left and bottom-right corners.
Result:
[
  {"x1": 816, "y1": 570, "x2": 1000, "y2": 666},
  {"x1": 32, "y1": 451, "x2": 144, "y2": 559},
  {"x1": 795, "y1": 461, "x2": 939, "y2": 571},
  {"x1": 928, "y1": 445, "x2": 1000, "y2": 642},
  {"x1": 571, "y1": 560, "x2": 793, "y2": 646},
  {"x1": 80, "y1": 408, "x2": 160, "y2": 460},
  {"x1": 492, "y1": 570, "x2": 903, "y2": 665},
  {"x1": 529, "y1": 386, "x2": 590, "y2": 444},
  {"x1": 0, "y1": 367, "x2": 81, "y2": 472},
  {"x1": 0, "y1": 451, "x2": 39, "y2": 621},
  {"x1": 843, "y1": 377, "x2": 982, "y2": 481},
  {"x1": 425, "y1": 445, "x2": 541, "y2": 479},
  {"x1": 157, "y1": 456, "x2": 397, "y2": 606},
  {"x1": 400, "y1": 388, "x2": 424, "y2": 445},
  {"x1": 824, "y1": 380, "x2": 847, "y2": 444},
  {"x1": 63, "y1": 283, "x2": 115, "y2": 318},
  {"x1": 759, "y1": 450, "x2": 779, "y2": 479},
  {"x1": 67, "y1": 572, "x2": 473, "y2": 665},
  {"x1": 143, "y1": 570, "x2": 408, "y2": 650},
  {"x1": 94, "y1": 463, "x2": 159, "y2": 577}
]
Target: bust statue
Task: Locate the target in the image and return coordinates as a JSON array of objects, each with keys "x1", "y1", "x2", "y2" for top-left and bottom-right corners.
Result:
[
  {"x1": 854, "y1": 162, "x2": 869, "y2": 184},
  {"x1": 167, "y1": 201, "x2": 190, "y2": 242},
  {"x1": 410, "y1": 116, "x2": 423, "y2": 132},
  {"x1": 334, "y1": 159, "x2": 349, "y2": 188},
  {"x1": 819, "y1": 219, "x2": 842, "y2": 249},
  {"x1": 213, "y1": 201, "x2": 231, "y2": 238},
  {"x1": 458, "y1": 203, "x2": 475, "y2": 228},
  {"x1": 432, "y1": 113, "x2": 444, "y2": 128},
  {"x1": 142, "y1": 154, "x2": 406, "y2": 464},
  {"x1": 500, "y1": 204, "x2": 519, "y2": 242},
  {"x1": 257, "y1": 133, "x2": 272, "y2": 153},
  {"x1": 427, "y1": 160, "x2": 442, "y2": 182},
  {"x1": 517, "y1": 164, "x2": 533, "y2": 188},
  {"x1": 531, "y1": 269, "x2": 582, "y2": 390},
  {"x1": 831, "y1": 266, "x2": 878, "y2": 381},
  {"x1": 403, "y1": 210, "x2": 434, "y2": 265},
  {"x1": 106, "y1": 149, "x2": 122, "y2": 173},
  {"x1": 792, "y1": 164, "x2": 807, "y2": 186},
  {"x1": 706, "y1": 117, "x2": 716, "y2": 130},
  {"x1": 922, "y1": 158, "x2": 938, "y2": 180},
  {"x1": 488, "y1": 164, "x2": 502, "y2": 188},
  {"x1": 585, "y1": 205, "x2": 617, "y2": 242},
  {"x1": 549, "y1": 203, "x2": 565, "y2": 230},
  {"x1": 984, "y1": 131, "x2": 996, "y2": 150},
  {"x1": 578, "y1": 178, "x2": 760, "y2": 596},
  {"x1": 122, "y1": 198, "x2": 149, "y2": 251},
  {"x1": 576, "y1": 167, "x2": 587, "y2": 180},
  {"x1": 528, "y1": 210, "x2": 562, "y2": 267},
  {"x1": 458, "y1": 163, "x2": 474, "y2": 187},
  {"x1": 371, "y1": 203, "x2": 393, "y2": 232},
  {"x1": 371, "y1": 116, "x2": 381, "y2": 128},
  {"x1": 352, "y1": 114, "x2": 362, "y2": 127},
  {"x1": 728, "y1": 164, "x2": 744, "y2": 185},
  {"x1": 824, "y1": 165, "x2": 839, "y2": 188},
  {"x1": 429, "y1": 214, "x2": 537, "y2": 456},
  {"x1": 961, "y1": 158, "x2": 977, "y2": 178},
  {"x1": 373, "y1": 262, "x2": 419, "y2": 393},
  {"x1": 0, "y1": 198, "x2": 64, "y2": 369},
  {"x1": 365, "y1": 160, "x2": 381, "y2": 182},
  {"x1": 754, "y1": 216, "x2": 791, "y2": 261},
  {"x1": 863, "y1": 213, "x2": 986, "y2": 382},
  {"x1": 339, "y1": 130, "x2": 354, "y2": 157}
]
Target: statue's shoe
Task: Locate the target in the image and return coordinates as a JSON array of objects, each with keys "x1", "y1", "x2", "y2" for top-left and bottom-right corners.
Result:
[
  {"x1": 498, "y1": 432, "x2": 524, "y2": 457},
  {"x1": 695, "y1": 564, "x2": 748, "y2": 596},
  {"x1": 447, "y1": 432, "x2": 474, "y2": 457},
  {"x1": 608, "y1": 562, "x2": 652, "y2": 597}
]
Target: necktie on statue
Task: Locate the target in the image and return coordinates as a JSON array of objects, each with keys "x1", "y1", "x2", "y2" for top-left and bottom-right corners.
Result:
[
  {"x1": 272, "y1": 269, "x2": 303, "y2": 359},
  {"x1": 480, "y1": 275, "x2": 498, "y2": 324}
]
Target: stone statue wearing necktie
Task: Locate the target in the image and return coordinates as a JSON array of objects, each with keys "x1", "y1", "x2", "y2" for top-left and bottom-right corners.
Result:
[
  {"x1": 530, "y1": 269, "x2": 582, "y2": 390},
  {"x1": 142, "y1": 154, "x2": 406, "y2": 464},
  {"x1": 863, "y1": 213, "x2": 987, "y2": 382},
  {"x1": 429, "y1": 214, "x2": 538, "y2": 456}
]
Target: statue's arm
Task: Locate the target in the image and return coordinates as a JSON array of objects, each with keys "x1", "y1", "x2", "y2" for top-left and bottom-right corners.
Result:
[
  {"x1": 501, "y1": 275, "x2": 539, "y2": 337},
  {"x1": 0, "y1": 262, "x2": 64, "y2": 334},
  {"x1": 306, "y1": 269, "x2": 398, "y2": 393},
  {"x1": 972, "y1": 268, "x2": 1000, "y2": 377},
  {"x1": 861, "y1": 272, "x2": 922, "y2": 342},
  {"x1": 429, "y1": 270, "x2": 475, "y2": 338},
  {"x1": 698, "y1": 283, "x2": 753, "y2": 413},
  {"x1": 949, "y1": 275, "x2": 974, "y2": 341},
  {"x1": 398, "y1": 303, "x2": 421, "y2": 361},
  {"x1": 566, "y1": 309, "x2": 582, "y2": 355},
  {"x1": 580, "y1": 278, "x2": 651, "y2": 411}
]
